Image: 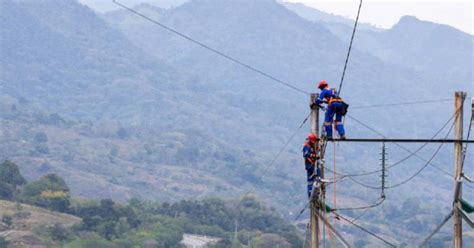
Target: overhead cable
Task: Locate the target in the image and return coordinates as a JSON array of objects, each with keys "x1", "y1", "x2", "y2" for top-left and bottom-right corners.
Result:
[
  {"x1": 337, "y1": 111, "x2": 458, "y2": 177},
  {"x1": 112, "y1": 0, "x2": 310, "y2": 95},
  {"x1": 333, "y1": 196, "x2": 385, "y2": 211},
  {"x1": 244, "y1": 113, "x2": 310, "y2": 196},
  {"x1": 348, "y1": 115, "x2": 455, "y2": 190},
  {"x1": 334, "y1": 212, "x2": 397, "y2": 247},
  {"x1": 337, "y1": 0, "x2": 363, "y2": 95},
  {"x1": 351, "y1": 99, "x2": 453, "y2": 109},
  {"x1": 461, "y1": 112, "x2": 473, "y2": 169}
]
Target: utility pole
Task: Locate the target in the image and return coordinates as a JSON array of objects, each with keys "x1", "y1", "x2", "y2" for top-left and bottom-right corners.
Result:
[
  {"x1": 419, "y1": 92, "x2": 469, "y2": 248},
  {"x1": 453, "y1": 91, "x2": 466, "y2": 248},
  {"x1": 310, "y1": 93, "x2": 319, "y2": 248}
]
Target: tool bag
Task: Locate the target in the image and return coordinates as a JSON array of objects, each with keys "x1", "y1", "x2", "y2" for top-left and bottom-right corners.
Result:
[{"x1": 341, "y1": 101, "x2": 349, "y2": 116}]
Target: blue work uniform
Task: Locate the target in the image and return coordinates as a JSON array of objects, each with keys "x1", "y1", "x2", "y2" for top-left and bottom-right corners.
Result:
[
  {"x1": 315, "y1": 88, "x2": 346, "y2": 139},
  {"x1": 302, "y1": 142, "x2": 320, "y2": 198}
]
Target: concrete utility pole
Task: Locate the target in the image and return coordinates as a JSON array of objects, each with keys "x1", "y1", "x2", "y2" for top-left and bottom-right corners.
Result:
[
  {"x1": 453, "y1": 91, "x2": 466, "y2": 248},
  {"x1": 310, "y1": 93, "x2": 319, "y2": 248},
  {"x1": 419, "y1": 92, "x2": 470, "y2": 248}
]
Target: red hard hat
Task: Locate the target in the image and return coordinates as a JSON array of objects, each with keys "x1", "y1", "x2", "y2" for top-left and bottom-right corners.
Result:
[
  {"x1": 308, "y1": 133, "x2": 317, "y2": 142},
  {"x1": 318, "y1": 80, "x2": 328, "y2": 89}
]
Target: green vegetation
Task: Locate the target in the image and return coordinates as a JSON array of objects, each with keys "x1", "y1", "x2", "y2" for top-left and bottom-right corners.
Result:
[
  {"x1": 0, "y1": 161, "x2": 26, "y2": 200},
  {"x1": 20, "y1": 174, "x2": 71, "y2": 212},
  {"x1": 61, "y1": 195, "x2": 302, "y2": 247},
  {"x1": 1, "y1": 0, "x2": 473, "y2": 246},
  {"x1": 0, "y1": 160, "x2": 302, "y2": 247}
]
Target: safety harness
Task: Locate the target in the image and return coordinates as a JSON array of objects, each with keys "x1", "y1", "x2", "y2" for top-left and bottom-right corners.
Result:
[
  {"x1": 325, "y1": 88, "x2": 349, "y2": 116},
  {"x1": 326, "y1": 88, "x2": 344, "y2": 105}
]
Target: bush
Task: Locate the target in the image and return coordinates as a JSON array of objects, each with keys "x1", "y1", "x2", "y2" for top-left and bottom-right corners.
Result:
[
  {"x1": 49, "y1": 223, "x2": 73, "y2": 242},
  {"x1": 0, "y1": 236, "x2": 9, "y2": 248},
  {"x1": 1, "y1": 215, "x2": 12, "y2": 227},
  {"x1": 0, "y1": 182, "x2": 14, "y2": 200},
  {"x1": 0, "y1": 160, "x2": 27, "y2": 188},
  {"x1": 20, "y1": 174, "x2": 71, "y2": 212}
]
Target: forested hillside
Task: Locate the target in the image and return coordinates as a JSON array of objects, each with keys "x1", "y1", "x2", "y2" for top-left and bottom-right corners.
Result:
[
  {"x1": 0, "y1": 160, "x2": 302, "y2": 248},
  {"x1": 1, "y1": 0, "x2": 473, "y2": 246}
]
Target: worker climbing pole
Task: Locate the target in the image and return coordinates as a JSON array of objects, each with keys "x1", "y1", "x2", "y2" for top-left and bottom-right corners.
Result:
[{"x1": 303, "y1": 133, "x2": 320, "y2": 198}]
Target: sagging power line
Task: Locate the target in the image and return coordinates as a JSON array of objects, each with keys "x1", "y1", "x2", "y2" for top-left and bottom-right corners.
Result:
[
  {"x1": 351, "y1": 98, "x2": 453, "y2": 109},
  {"x1": 327, "y1": 110, "x2": 459, "y2": 179},
  {"x1": 337, "y1": 0, "x2": 363, "y2": 96},
  {"x1": 112, "y1": 0, "x2": 310, "y2": 96}
]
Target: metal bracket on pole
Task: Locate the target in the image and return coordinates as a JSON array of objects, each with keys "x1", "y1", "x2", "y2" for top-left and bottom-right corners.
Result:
[
  {"x1": 454, "y1": 179, "x2": 462, "y2": 203},
  {"x1": 462, "y1": 173, "x2": 474, "y2": 183},
  {"x1": 459, "y1": 208, "x2": 474, "y2": 228}
]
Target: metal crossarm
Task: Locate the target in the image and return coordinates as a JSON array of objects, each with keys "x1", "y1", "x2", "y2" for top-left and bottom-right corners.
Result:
[{"x1": 320, "y1": 138, "x2": 474, "y2": 143}]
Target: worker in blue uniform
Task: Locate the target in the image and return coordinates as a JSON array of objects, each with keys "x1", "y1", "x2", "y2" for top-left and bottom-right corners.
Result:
[
  {"x1": 302, "y1": 133, "x2": 320, "y2": 198},
  {"x1": 315, "y1": 80, "x2": 348, "y2": 139}
]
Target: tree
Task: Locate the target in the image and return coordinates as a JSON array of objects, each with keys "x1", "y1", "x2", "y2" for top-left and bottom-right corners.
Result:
[
  {"x1": 97, "y1": 221, "x2": 116, "y2": 240},
  {"x1": 0, "y1": 161, "x2": 26, "y2": 200},
  {"x1": 207, "y1": 239, "x2": 233, "y2": 248},
  {"x1": 49, "y1": 223, "x2": 71, "y2": 242},
  {"x1": 0, "y1": 160, "x2": 27, "y2": 187},
  {"x1": 1, "y1": 215, "x2": 12, "y2": 227},
  {"x1": 255, "y1": 234, "x2": 291, "y2": 248},
  {"x1": 0, "y1": 236, "x2": 9, "y2": 248},
  {"x1": 0, "y1": 182, "x2": 14, "y2": 200},
  {"x1": 20, "y1": 174, "x2": 71, "y2": 212}
]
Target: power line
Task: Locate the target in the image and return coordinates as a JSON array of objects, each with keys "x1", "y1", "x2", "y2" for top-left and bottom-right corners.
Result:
[
  {"x1": 244, "y1": 113, "x2": 310, "y2": 196},
  {"x1": 461, "y1": 112, "x2": 473, "y2": 169},
  {"x1": 347, "y1": 114, "x2": 454, "y2": 177},
  {"x1": 385, "y1": 145, "x2": 444, "y2": 188},
  {"x1": 334, "y1": 212, "x2": 397, "y2": 247},
  {"x1": 289, "y1": 111, "x2": 456, "y2": 224},
  {"x1": 351, "y1": 207, "x2": 371, "y2": 223},
  {"x1": 347, "y1": 176, "x2": 383, "y2": 190},
  {"x1": 333, "y1": 196, "x2": 385, "y2": 211},
  {"x1": 337, "y1": 111, "x2": 457, "y2": 177},
  {"x1": 295, "y1": 182, "x2": 384, "y2": 222},
  {"x1": 337, "y1": 0, "x2": 363, "y2": 95},
  {"x1": 259, "y1": 113, "x2": 310, "y2": 177},
  {"x1": 112, "y1": 0, "x2": 310, "y2": 96},
  {"x1": 385, "y1": 126, "x2": 451, "y2": 189},
  {"x1": 348, "y1": 117, "x2": 455, "y2": 190},
  {"x1": 351, "y1": 99, "x2": 452, "y2": 109}
]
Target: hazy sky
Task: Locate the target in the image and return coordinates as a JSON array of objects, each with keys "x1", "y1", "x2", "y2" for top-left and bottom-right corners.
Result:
[{"x1": 78, "y1": 0, "x2": 473, "y2": 34}]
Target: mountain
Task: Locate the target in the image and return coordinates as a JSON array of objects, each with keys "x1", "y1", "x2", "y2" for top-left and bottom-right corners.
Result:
[
  {"x1": 1, "y1": 0, "x2": 473, "y2": 245},
  {"x1": 280, "y1": 2, "x2": 473, "y2": 92},
  {"x1": 357, "y1": 16, "x2": 473, "y2": 91},
  {"x1": 1, "y1": 0, "x2": 194, "y2": 124},
  {"x1": 280, "y1": 1, "x2": 380, "y2": 33}
]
